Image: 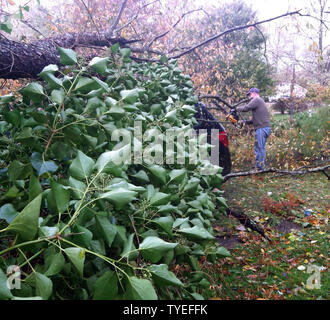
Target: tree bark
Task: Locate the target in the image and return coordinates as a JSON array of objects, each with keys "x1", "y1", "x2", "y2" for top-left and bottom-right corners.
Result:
[{"x1": 0, "y1": 33, "x2": 138, "y2": 79}]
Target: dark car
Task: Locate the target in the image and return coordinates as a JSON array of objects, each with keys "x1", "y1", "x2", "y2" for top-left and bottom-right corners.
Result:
[{"x1": 194, "y1": 102, "x2": 231, "y2": 176}]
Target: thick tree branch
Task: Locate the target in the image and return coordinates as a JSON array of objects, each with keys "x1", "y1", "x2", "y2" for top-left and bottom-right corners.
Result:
[
  {"x1": 169, "y1": 10, "x2": 302, "y2": 59},
  {"x1": 223, "y1": 164, "x2": 330, "y2": 182}
]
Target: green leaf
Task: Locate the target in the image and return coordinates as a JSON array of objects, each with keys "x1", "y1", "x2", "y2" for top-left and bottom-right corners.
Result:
[
  {"x1": 147, "y1": 164, "x2": 168, "y2": 184},
  {"x1": 148, "y1": 264, "x2": 183, "y2": 287},
  {"x1": 4, "y1": 108, "x2": 20, "y2": 127},
  {"x1": 20, "y1": 83, "x2": 44, "y2": 103},
  {"x1": 64, "y1": 247, "x2": 85, "y2": 278},
  {"x1": 178, "y1": 226, "x2": 214, "y2": 241},
  {"x1": 169, "y1": 169, "x2": 186, "y2": 184},
  {"x1": 89, "y1": 57, "x2": 109, "y2": 75},
  {"x1": 5, "y1": 194, "x2": 42, "y2": 241},
  {"x1": 139, "y1": 236, "x2": 177, "y2": 263},
  {"x1": 35, "y1": 273, "x2": 53, "y2": 300},
  {"x1": 120, "y1": 48, "x2": 131, "y2": 58},
  {"x1": 153, "y1": 216, "x2": 174, "y2": 236},
  {"x1": 125, "y1": 276, "x2": 157, "y2": 300},
  {"x1": 31, "y1": 152, "x2": 58, "y2": 177},
  {"x1": 93, "y1": 271, "x2": 118, "y2": 300},
  {"x1": 73, "y1": 77, "x2": 99, "y2": 93},
  {"x1": 50, "y1": 181, "x2": 70, "y2": 213},
  {"x1": 51, "y1": 88, "x2": 65, "y2": 105},
  {"x1": 28, "y1": 174, "x2": 42, "y2": 202},
  {"x1": 0, "y1": 268, "x2": 14, "y2": 299},
  {"x1": 100, "y1": 188, "x2": 137, "y2": 210},
  {"x1": 0, "y1": 204, "x2": 18, "y2": 224},
  {"x1": 68, "y1": 176, "x2": 86, "y2": 199},
  {"x1": 121, "y1": 233, "x2": 138, "y2": 261},
  {"x1": 73, "y1": 225, "x2": 93, "y2": 249},
  {"x1": 38, "y1": 65, "x2": 62, "y2": 89},
  {"x1": 216, "y1": 246, "x2": 231, "y2": 257},
  {"x1": 0, "y1": 94, "x2": 14, "y2": 104},
  {"x1": 95, "y1": 145, "x2": 131, "y2": 174},
  {"x1": 44, "y1": 252, "x2": 65, "y2": 276},
  {"x1": 120, "y1": 88, "x2": 140, "y2": 104},
  {"x1": 69, "y1": 150, "x2": 95, "y2": 181},
  {"x1": 111, "y1": 43, "x2": 119, "y2": 53},
  {"x1": 0, "y1": 20, "x2": 13, "y2": 34},
  {"x1": 216, "y1": 197, "x2": 228, "y2": 208},
  {"x1": 95, "y1": 215, "x2": 117, "y2": 247},
  {"x1": 149, "y1": 192, "x2": 171, "y2": 206},
  {"x1": 57, "y1": 47, "x2": 77, "y2": 65}
]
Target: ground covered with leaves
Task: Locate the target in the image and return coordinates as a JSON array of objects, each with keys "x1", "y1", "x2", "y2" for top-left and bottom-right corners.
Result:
[{"x1": 215, "y1": 173, "x2": 329, "y2": 300}]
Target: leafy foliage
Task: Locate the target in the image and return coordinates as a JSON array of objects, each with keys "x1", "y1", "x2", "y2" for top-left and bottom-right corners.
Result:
[{"x1": 0, "y1": 46, "x2": 228, "y2": 300}]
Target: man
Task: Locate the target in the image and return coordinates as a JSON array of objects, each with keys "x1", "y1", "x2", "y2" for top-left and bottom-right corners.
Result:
[{"x1": 236, "y1": 88, "x2": 271, "y2": 171}]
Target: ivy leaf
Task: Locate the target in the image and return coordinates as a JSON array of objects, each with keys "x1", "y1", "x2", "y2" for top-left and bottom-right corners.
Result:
[
  {"x1": 119, "y1": 48, "x2": 131, "y2": 58},
  {"x1": 88, "y1": 57, "x2": 109, "y2": 75},
  {"x1": 148, "y1": 264, "x2": 183, "y2": 287},
  {"x1": 28, "y1": 174, "x2": 42, "y2": 202},
  {"x1": 99, "y1": 188, "x2": 137, "y2": 210},
  {"x1": 153, "y1": 216, "x2": 174, "y2": 236},
  {"x1": 169, "y1": 169, "x2": 186, "y2": 184},
  {"x1": 125, "y1": 276, "x2": 157, "y2": 300},
  {"x1": 120, "y1": 88, "x2": 140, "y2": 104},
  {"x1": 44, "y1": 252, "x2": 65, "y2": 277},
  {"x1": 149, "y1": 192, "x2": 171, "y2": 206},
  {"x1": 20, "y1": 83, "x2": 44, "y2": 103},
  {"x1": 93, "y1": 271, "x2": 118, "y2": 300},
  {"x1": 139, "y1": 236, "x2": 177, "y2": 263},
  {"x1": 57, "y1": 47, "x2": 77, "y2": 65},
  {"x1": 5, "y1": 194, "x2": 42, "y2": 241},
  {"x1": 51, "y1": 88, "x2": 65, "y2": 105},
  {"x1": 68, "y1": 176, "x2": 86, "y2": 199},
  {"x1": 147, "y1": 164, "x2": 168, "y2": 184},
  {"x1": 0, "y1": 203, "x2": 18, "y2": 224},
  {"x1": 31, "y1": 152, "x2": 58, "y2": 177},
  {"x1": 120, "y1": 233, "x2": 138, "y2": 261},
  {"x1": 95, "y1": 215, "x2": 117, "y2": 247},
  {"x1": 35, "y1": 273, "x2": 53, "y2": 300},
  {"x1": 69, "y1": 150, "x2": 95, "y2": 181},
  {"x1": 0, "y1": 268, "x2": 14, "y2": 299},
  {"x1": 64, "y1": 247, "x2": 85, "y2": 278},
  {"x1": 216, "y1": 246, "x2": 231, "y2": 257},
  {"x1": 50, "y1": 181, "x2": 70, "y2": 213},
  {"x1": 178, "y1": 226, "x2": 214, "y2": 241}
]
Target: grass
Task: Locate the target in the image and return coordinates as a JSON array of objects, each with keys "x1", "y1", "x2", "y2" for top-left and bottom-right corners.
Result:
[
  {"x1": 213, "y1": 172, "x2": 329, "y2": 300},
  {"x1": 200, "y1": 106, "x2": 329, "y2": 300}
]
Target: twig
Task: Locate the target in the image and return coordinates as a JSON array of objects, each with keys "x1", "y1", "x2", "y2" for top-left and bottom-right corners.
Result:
[{"x1": 129, "y1": 214, "x2": 141, "y2": 267}]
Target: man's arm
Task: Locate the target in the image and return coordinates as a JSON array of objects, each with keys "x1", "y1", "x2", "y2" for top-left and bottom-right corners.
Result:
[{"x1": 236, "y1": 98, "x2": 257, "y2": 112}]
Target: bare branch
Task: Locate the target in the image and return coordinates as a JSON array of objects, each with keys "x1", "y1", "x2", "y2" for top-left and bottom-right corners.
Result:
[
  {"x1": 169, "y1": 10, "x2": 303, "y2": 59},
  {"x1": 147, "y1": 8, "x2": 202, "y2": 50},
  {"x1": 107, "y1": 0, "x2": 129, "y2": 36},
  {"x1": 115, "y1": 0, "x2": 159, "y2": 34},
  {"x1": 77, "y1": 0, "x2": 102, "y2": 38},
  {"x1": 223, "y1": 164, "x2": 330, "y2": 182}
]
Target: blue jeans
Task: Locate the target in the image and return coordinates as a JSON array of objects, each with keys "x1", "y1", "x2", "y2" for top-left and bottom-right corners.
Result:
[{"x1": 254, "y1": 127, "x2": 270, "y2": 170}]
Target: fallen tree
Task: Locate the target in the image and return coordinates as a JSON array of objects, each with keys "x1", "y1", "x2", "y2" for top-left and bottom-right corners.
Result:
[
  {"x1": 0, "y1": 2, "x2": 302, "y2": 80},
  {"x1": 223, "y1": 164, "x2": 330, "y2": 182}
]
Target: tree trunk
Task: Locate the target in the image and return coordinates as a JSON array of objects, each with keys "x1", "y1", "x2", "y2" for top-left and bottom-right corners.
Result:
[{"x1": 0, "y1": 33, "x2": 135, "y2": 79}]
